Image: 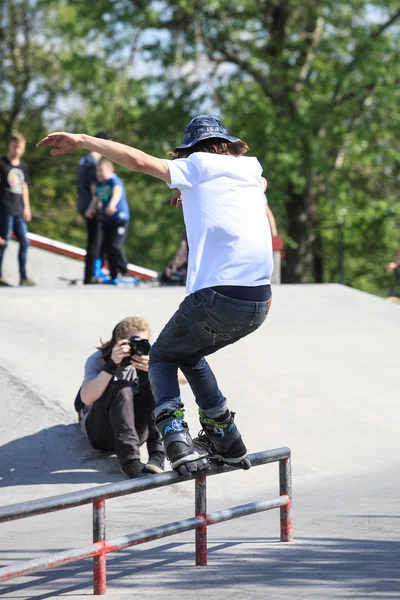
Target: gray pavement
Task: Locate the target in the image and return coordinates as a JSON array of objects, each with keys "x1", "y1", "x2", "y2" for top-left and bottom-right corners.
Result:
[{"x1": 1, "y1": 246, "x2": 400, "y2": 598}]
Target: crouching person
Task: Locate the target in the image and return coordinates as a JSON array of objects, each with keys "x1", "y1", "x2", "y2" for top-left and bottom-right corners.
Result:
[{"x1": 75, "y1": 316, "x2": 165, "y2": 478}]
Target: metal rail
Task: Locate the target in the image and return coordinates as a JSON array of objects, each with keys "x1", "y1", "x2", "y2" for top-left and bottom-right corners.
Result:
[{"x1": 0, "y1": 448, "x2": 292, "y2": 595}]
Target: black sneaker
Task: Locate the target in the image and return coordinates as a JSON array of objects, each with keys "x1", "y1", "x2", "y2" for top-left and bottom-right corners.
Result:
[
  {"x1": 155, "y1": 410, "x2": 209, "y2": 475},
  {"x1": 120, "y1": 459, "x2": 146, "y2": 479},
  {"x1": 198, "y1": 410, "x2": 248, "y2": 464},
  {"x1": 145, "y1": 451, "x2": 165, "y2": 474}
]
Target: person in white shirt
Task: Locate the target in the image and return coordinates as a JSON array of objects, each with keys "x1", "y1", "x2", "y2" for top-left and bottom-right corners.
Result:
[{"x1": 37, "y1": 115, "x2": 273, "y2": 476}]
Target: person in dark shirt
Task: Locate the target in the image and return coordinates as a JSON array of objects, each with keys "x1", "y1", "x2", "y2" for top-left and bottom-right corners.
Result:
[
  {"x1": 77, "y1": 130, "x2": 111, "y2": 284},
  {"x1": 0, "y1": 132, "x2": 35, "y2": 287},
  {"x1": 160, "y1": 230, "x2": 188, "y2": 286}
]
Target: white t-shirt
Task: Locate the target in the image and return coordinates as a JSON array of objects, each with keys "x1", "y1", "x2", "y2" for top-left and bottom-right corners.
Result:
[{"x1": 166, "y1": 153, "x2": 273, "y2": 295}]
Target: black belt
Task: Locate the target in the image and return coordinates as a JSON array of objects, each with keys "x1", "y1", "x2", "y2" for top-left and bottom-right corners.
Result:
[{"x1": 211, "y1": 284, "x2": 271, "y2": 302}]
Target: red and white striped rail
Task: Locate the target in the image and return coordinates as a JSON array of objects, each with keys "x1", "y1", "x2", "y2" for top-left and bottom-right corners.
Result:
[
  {"x1": 14, "y1": 231, "x2": 283, "y2": 283},
  {"x1": 24, "y1": 232, "x2": 158, "y2": 281}
]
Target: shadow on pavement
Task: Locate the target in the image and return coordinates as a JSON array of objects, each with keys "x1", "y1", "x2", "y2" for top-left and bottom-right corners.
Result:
[
  {"x1": 0, "y1": 424, "x2": 121, "y2": 489},
  {"x1": 0, "y1": 536, "x2": 399, "y2": 599}
]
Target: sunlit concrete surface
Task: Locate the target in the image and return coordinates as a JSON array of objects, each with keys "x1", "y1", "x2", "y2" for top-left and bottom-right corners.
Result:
[{"x1": 1, "y1": 246, "x2": 400, "y2": 598}]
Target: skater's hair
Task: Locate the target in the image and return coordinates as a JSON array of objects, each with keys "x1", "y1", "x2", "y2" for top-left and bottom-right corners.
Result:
[
  {"x1": 172, "y1": 137, "x2": 249, "y2": 159},
  {"x1": 98, "y1": 316, "x2": 152, "y2": 360},
  {"x1": 9, "y1": 131, "x2": 26, "y2": 144}
]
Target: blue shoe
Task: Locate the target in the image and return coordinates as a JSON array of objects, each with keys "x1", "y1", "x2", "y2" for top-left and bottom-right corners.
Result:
[{"x1": 94, "y1": 258, "x2": 103, "y2": 278}]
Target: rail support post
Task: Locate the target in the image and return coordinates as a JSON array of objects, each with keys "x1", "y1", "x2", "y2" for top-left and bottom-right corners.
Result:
[
  {"x1": 195, "y1": 475, "x2": 207, "y2": 565},
  {"x1": 279, "y1": 456, "x2": 293, "y2": 542},
  {"x1": 93, "y1": 499, "x2": 106, "y2": 594}
]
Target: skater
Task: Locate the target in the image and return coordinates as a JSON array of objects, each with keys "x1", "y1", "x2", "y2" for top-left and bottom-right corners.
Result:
[
  {"x1": 75, "y1": 316, "x2": 165, "y2": 478},
  {"x1": 37, "y1": 114, "x2": 273, "y2": 476},
  {"x1": 0, "y1": 132, "x2": 35, "y2": 286}
]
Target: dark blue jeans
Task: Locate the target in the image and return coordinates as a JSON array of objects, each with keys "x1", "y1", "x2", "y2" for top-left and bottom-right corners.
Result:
[
  {"x1": 149, "y1": 287, "x2": 270, "y2": 420},
  {"x1": 0, "y1": 215, "x2": 29, "y2": 279}
]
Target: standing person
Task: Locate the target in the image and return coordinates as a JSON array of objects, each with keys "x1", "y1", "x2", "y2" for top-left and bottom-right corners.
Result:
[
  {"x1": 37, "y1": 114, "x2": 273, "y2": 476},
  {"x1": 94, "y1": 159, "x2": 130, "y2": 283},
  {"x1": 0, "y1": 132, "x2": 35, "y2": 287},
  {"x1": 77, "y1": 130, "x2": 111, "y2": 284},
  {"x1": 386, "y1": 249, "x2": 400, "y2": 273},
  {"x1": 160, "y1": 230, "x2": 188, "y2": 286}
]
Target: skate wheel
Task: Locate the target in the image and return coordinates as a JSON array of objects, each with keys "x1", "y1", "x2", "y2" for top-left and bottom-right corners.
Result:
[
  {"x1": 239, "y1": 458, "x2": 251, "y2": 470},
  {"x1": 177, "y1": 457, "x2": 210, "y2": 477}
]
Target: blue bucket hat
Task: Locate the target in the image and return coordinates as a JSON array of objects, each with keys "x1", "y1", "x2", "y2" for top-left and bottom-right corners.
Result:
[{"x1": 175, "y1": 115, "x2": 241, "y2": 150}]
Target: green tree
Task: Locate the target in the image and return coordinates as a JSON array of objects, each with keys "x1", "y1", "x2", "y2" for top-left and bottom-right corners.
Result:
[
  {"x1": 0, "y1": 0, "x2": 190, "y2": 269},
  {"x1": 157, "y1": 1, "x2": 400, "y2": 285},
  {"x1": 77, "y1": 0, "x2": 400, "y2": 288},
  {"x1": 2, "y1": 0, "x2": 399, "y2": 290}
]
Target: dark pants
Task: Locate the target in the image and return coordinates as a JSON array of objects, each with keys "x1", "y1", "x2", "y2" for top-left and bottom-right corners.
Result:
[
  {"x1": 84, "y1": 215, "x2": 102, "y2": 284},
  {"x1": 0, "y1": 214, "x2": 29, "y2": 279},
  {"x1": 102, "y1": 220, "x2": 128, "y2": 279},
  {"x1": 84, "y1": 380, "x2": 163, "y2": 464},
  {"x1": 149, "y1": 287, "x2": 270, "y2": 420}
]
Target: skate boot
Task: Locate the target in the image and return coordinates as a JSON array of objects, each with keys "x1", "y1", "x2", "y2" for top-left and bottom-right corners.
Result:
[
  {"x1": 155, "y1": 410, "x2": 210, "y2": 476},
  {"x1": 196, "y1": 410, "x2": 251, "y2": 470}
]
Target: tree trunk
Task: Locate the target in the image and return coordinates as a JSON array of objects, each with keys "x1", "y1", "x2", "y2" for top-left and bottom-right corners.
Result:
[
  {"x1": 282, "y1": 185, "x2": 323, "y2": 283},
  {"x1": 282, "y1": 188, "x2": 312, "y2": 283},
  {"x1": 313, "y1": 231, "x2": 324, "y2": 283}
]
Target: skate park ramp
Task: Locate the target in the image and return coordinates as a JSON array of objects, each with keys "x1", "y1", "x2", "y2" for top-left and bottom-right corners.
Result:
[
  {"x1": 1, "y1": 244, "x2": 400, "y2": 599},
  {"x1": 2, "y1": 240, "x2": 84, "y2": 287}
]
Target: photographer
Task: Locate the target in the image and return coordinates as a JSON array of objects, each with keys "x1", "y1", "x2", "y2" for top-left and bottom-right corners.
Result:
[{"x1": 75, "y1": 316, "x2": 165, "y2": 478}]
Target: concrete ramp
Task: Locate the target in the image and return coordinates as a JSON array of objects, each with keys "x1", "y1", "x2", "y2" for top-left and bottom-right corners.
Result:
[
  {"x1": 2, "y1": 240, "x2": 84, "y2": 287},
  {"x1": 0, "y1": 261, "x2": 400, "y2": 598}
]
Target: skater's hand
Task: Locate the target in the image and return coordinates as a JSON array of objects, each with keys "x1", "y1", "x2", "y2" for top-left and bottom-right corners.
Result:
[
  {"x1": 0, "y1": 236, "x2": 5, "y2": 246},
  {"x1": 111, "y1": 339, "x2": 131, "y2": 365},
  {"x1": 131, "y1": 354, "x2": 149, "y2": 372},
  {"x1": 170, "y1": 191, "x2": 182, "y2": 208},
  {"x1": 23, "y1": 208, "x2": 32, "y2": 223},
  {"x1": 386, "y1": 262, "x2": 398, "y2": 273},
  {"x1": 36, "y1": 132, "x2": 82, "y2": 155}
]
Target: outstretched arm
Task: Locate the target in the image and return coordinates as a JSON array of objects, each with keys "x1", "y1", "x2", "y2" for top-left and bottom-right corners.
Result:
[{"x1": 37, "y1": 132, "x2": 171, "y2": 183}]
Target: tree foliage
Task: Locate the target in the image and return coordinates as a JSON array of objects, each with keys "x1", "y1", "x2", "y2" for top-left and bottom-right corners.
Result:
[{"x1": 1, "y1": 0, "x2": 399, "y2": 293}]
